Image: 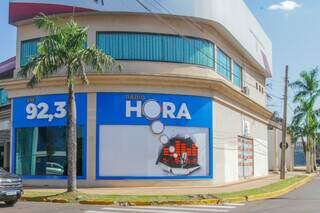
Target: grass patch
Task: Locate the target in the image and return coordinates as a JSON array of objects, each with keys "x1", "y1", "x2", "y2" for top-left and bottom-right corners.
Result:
[
  {"x1": 23, "y1": 192, "x2": 215, "y2": 203},
  {"x1": 215, "y1": 175, "x2": 307, "y2": 198},
  {"x1": 22, "y1": 175, "x2": 308, "y2": 203}
]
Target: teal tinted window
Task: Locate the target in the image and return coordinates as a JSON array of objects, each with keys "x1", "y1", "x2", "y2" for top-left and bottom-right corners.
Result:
[
  {"x1": 0, "y1": 89, "x2": 8, "y2": 106},
  {"x1": 97, "y1": 32, "x2": 214, "y2": 68},
  {"x1": 21, "y1": 38, "x2": 87, "y2": 66},
  {"x1": 20, "y1": 39, "x2": 40, "y2": 66},
  {"x1": 15, "y1": 126, "x2": 84, "y2": 177},
  {"x1": 217, "y1": 49, "x2": 231, "y2": 80},
  {"x1": 233, "y1": 63, "x2": 243, "y2": 88}
]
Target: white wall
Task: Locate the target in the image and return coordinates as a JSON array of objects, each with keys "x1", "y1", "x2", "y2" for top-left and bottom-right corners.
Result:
[
  {"x1": 214, "y1": 101, "x2": 241, "y2": 183},
  {"x1": 268, "y1": 126, "x2": 295, "y2": 171},
  {"x1": 253, "y1": 138, "x2": 268, "y2": 177},
  {"x1": 11, "y1": 0, "x2": 272, "y2": 76},
  {"x1": 268, "y1": 128, "x2": 277, "y2": 171},
  {"x1": 0, "y1": 119, "x2": 10, "y2": 131},
  {"x1": 214, "y1": 100, "x2": 269, "y2": 183}
]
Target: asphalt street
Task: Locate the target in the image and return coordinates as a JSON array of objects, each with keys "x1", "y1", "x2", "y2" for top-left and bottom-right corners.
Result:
[
  {"x1": 236, "y1": 175, "x2": 320, "y2": 213},
  {"x1": 0, "y1": 176, "x2": 319, "y2": 213},
  {"x1": 0, "y1": 202, "x2": 245, "y2": 213}
]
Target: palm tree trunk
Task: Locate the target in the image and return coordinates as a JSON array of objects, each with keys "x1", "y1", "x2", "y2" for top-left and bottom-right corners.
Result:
[
  {"x1": 301, "y1": 137, "x2": 307, "y2": 160},
  {"x1": 67, "y1": 83, "x2": 77, "y2": 192},
  {"x1": 306, "y1": 137, "x2": 312, "y2": 174},
  {"x1": 313, "y1": 140, "x2": 317, "y2": 172},
  {"x1": 311, "y1": 142, "x2": 315, "y2": 172}
]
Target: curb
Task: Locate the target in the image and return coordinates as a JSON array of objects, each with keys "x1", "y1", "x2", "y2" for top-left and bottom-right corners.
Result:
[
  {"x1": 21, "y1": 175, "x2": 313, "y2": 206},
  {"x1": 21, "y1": 197, "x2": 47, "y2": 202},
  {"x1": 79, "y1": 200, "x2": 114, "y2": 205},
  {"x1": 137, "y1": 199, "x2": 220, "y2": 206},
  {"x1": 246, "y1": 175, "x2": 313, "y2": 202},
  {"x1": 51, "y1": 199, "x2": 69, "y2": 203},
  {"x1": 78, "y1": 199, "x2": 221, "y2": 206},
  {"x1": 220, "y1": 196, "x2": 247, "y2": 203}
]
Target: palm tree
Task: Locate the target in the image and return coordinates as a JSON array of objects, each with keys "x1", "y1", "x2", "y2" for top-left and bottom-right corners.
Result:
[
  {"x1": 290, "y1": 99, "x2": 319, "y2": 173},
  {"x1": 290, "y1": 68, "x2": 320, "y2": 173},
  {"x1": 19, "y1": 14, "x2": 120, "y2": 192}
]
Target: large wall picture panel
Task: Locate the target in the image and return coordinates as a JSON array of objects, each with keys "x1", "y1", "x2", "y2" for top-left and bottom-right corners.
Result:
[{"x1": 96, "y1": 93, "x2": 213, "y2": 180}]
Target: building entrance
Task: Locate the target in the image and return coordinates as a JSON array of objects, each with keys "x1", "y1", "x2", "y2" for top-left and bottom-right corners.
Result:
[{"x1": 238, "y1": 136, "x2": 254, "y2": 178}]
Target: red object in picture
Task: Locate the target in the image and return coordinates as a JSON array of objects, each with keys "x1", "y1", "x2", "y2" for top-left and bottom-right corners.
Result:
[{"x1": 156, "y1": 136, "x2": 200, "y2": 176}]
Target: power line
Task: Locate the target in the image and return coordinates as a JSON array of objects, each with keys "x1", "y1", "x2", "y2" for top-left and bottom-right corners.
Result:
[
  {"x1": 149, "y1": 0, "x2": 261, "y2": 90},
  {"x1": 134, "y1": 0, "x2": 264, "y2": 92},
  {"x1": 268, "y1": 93, "x2": 284, "y2": 100},
  {"x1": 151, "y1": 0, "x2": 267, "y2": 80}
]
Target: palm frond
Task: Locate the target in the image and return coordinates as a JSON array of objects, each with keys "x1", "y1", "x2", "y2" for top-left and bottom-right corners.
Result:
[
  {"x1": 34, "y1": 13, "x2": 61, "y2": 34},
  {"x1": 78, "y1": 47, "x2": 122, "y2": 74},
  {"x1": 19, "y1": 15, "x2": 120, "y2": 88}
]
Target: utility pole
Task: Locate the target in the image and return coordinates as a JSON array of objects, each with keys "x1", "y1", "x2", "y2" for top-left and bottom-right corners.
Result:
[{"x1": 280, "y1": 65, "x2": 289, "y2": 180}]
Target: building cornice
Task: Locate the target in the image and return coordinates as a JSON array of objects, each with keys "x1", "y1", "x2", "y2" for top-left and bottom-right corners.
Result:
[
  {"x1": 0, "y1": 73, "x2": 273, "y2": 122},
  {"x1": 9, "y1": 0, "x2": 272, "y2": 77}
]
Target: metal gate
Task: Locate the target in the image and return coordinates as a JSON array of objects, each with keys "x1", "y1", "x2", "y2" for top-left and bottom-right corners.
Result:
[{"x1": 238, "y1": 136, "x2": 254, "y2": 178}]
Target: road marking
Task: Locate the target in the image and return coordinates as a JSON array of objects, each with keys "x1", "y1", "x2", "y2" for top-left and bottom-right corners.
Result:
[
  {"x1": 84, "y1": 203, "x2": 245, "y2": 213},
  {"x1": 101, "y1": 206, "x2": 229, "y2": 212},
  {"x1": 134, "y1": 205, "x2": 235, "y2": 210},
  {"x1": 185, "y1": 205, "x2": 236, "y2": 209},
  {"x1": 89, "y1": 208, "x2": 202, "y2": 213},
  {"x1": 224, "y1": 203, "x2": 246, "y2": 206}
]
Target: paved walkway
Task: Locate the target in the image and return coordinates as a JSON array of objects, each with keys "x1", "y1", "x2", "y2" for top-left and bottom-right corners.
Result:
[{"x1": 24, "y1": 172, "x2": 305, "y2": 196}]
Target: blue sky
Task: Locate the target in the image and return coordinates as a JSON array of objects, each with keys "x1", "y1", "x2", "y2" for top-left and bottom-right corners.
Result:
[
  {"x1": 0, "y1": 0, "x2": 318, "y2": 120},
  {"x1": 0, "y1": 0, "x2": 16, "y2": 62},
  {"x1": 244, "y1": 0, "x2": 320, "y2": 119}
]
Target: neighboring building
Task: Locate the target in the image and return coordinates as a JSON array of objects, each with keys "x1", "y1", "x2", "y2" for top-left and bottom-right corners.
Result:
[
  {"x1": 2, "y1": 0, "x2": 272, "y2": 187},
  {"x1": 294, "y1": 141, "x2": 306, "y2": 166},
  {"x1": 268, "y1": 120, "x2": 294, "y2": 172},
  {"x1": 0, "y1": 57, "x2": 15, "y2": 171}
]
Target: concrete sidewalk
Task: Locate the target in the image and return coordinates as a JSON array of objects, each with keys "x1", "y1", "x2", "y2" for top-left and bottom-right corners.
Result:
[{"x1": 24, "y1": 172, "x2": 306, "y2": 196}]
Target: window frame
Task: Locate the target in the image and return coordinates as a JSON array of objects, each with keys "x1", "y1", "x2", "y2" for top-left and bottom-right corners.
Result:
[
  {"x1": 0, "y1": 89, "x2": 9, "y2": 107},
  {"x1": 20, "y1": 37, "x2": 88, "y2": 67},
  {"x1": 96, "y1": 31, "x2": 215, "y2": 68},
  {"x1": 233, "y1": 62, "x2": 243, "y2": 88},
  {"x1": 20, "y1": 38, "x2": 41, "y2": 67},
  {"x1": 14, "y1": 125, "x2": 87, "y2": 180},
  {"x1": 217, "y1": 48, "x2": 232, "y2": 80}
]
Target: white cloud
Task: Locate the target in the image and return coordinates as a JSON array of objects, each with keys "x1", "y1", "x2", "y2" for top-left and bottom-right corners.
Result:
[{"x1": 268, "y1": 1, "x2": 302, "y2": 11}]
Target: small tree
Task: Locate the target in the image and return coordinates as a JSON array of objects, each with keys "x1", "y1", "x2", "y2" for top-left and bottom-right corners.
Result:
[
  {"x1": 291, "y1": 99, "x2": 318, "y2": 173},
  {"x1": 19, "y1": 14, "x2": 120, "y2": 192}
]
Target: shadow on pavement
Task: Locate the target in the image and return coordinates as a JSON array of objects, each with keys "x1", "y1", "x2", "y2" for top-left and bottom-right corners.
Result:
[
  {"x1": 269, "y1": 197, "x2": 289, "y2": 200},
  {"x1": 0, "y1": 203, "x2": 14, "y2": 208}
]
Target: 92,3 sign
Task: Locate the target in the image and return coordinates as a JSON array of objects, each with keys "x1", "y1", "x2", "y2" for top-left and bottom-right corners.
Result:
[{"x1": 26, "y1": 102, "x2": 67, "y2": 122}]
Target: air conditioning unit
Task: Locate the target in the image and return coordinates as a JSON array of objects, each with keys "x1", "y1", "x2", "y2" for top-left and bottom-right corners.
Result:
[{"x1": 241, "y1": 86, "x2": 250, "y2": 95}]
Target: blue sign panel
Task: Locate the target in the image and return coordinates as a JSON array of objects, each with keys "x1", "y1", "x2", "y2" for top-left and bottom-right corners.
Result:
[
  {"x1": 97, "y1": 93, "x2": 212, "y2": 127},
  {"x1": 96, "y1": 93, "x2": 213, "y2": 180},
  {"x1": 13, "y1": 93, "x2": 87, "y2": 128},
  {"x1": 12, "y1": 93, "x2": 87, "y2": 180}
]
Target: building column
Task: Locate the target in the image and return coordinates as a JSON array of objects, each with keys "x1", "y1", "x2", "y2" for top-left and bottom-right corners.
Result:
[{"x1": 86, "y1": 92, "x2": 97, "y2": 186}]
